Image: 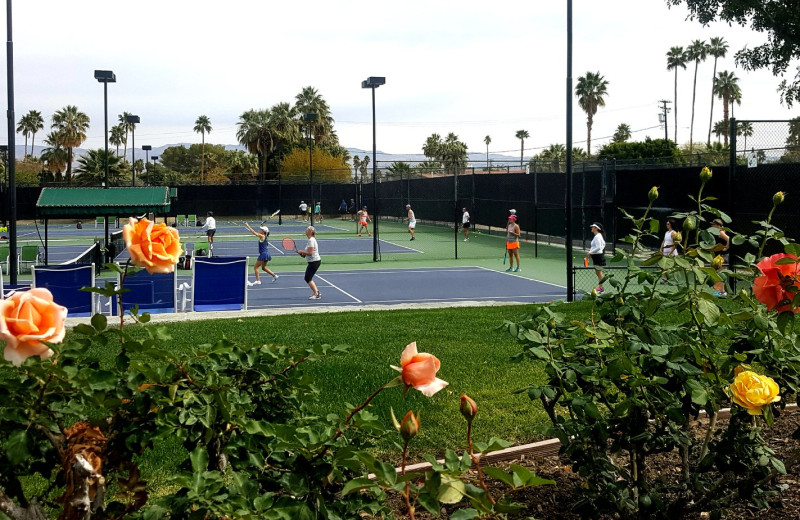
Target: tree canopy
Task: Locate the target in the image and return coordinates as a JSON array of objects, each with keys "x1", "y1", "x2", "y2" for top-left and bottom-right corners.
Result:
[{"x1": 666, "y1": 0, "x2": 800, "y2": 106}]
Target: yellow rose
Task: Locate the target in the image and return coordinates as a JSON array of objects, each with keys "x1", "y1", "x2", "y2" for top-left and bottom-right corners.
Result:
[
  {"x1": 730, "y1": 370, "x2": 781, "y2": 415},
  {"x1": 0, "y1": 288, "x2": 67, "y2": 366},
  {"x1": 123, "y1": 217, "x2": 182, "y2": 274}
]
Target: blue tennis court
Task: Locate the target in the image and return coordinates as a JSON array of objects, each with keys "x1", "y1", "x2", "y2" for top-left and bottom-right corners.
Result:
[{"x1": 241, "y1": 266, "x2": 566, "y2": 309}]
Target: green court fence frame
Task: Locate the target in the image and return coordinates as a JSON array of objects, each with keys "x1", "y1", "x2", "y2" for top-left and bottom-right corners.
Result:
[{"x1": 35, "y1": 187, "x2": 175, "y2": 265}]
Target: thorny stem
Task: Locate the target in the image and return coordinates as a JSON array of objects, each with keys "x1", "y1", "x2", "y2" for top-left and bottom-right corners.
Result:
[
  {"x1": 698, "y1": 411, "x2": 718, "y2": 463},
  {"x1": 401, "y1": 440, "x2": 416, "y2": 520},
  {"x1": 756, "y1": 204, "x2": 778, "y2": 261},
  {"x1": 467, "y1": 420, "x2": 495, "y2": 504}
]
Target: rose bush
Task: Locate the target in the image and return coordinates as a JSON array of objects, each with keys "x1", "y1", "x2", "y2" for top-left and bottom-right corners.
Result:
[
  {"x1": 122, "y1": 217, "x2": 182, "y2": 274},
  {"x1": 0, "y1": 287, "x2": 67, "y2": 365}
]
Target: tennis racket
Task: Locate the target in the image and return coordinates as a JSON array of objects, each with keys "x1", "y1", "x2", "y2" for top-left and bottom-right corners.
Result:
[
  {"x1": 503, "y1": 250, "x2": 507, "y2": 264},
  {"x1": 584, "y1": 257, "x2": 589, "y2": 267},
  {"x1": 270, "y1": 209, "x2": 280, "y2": 218},
  {"x1": 282, "y1": 237, "x2": 300, "y2": 254}
]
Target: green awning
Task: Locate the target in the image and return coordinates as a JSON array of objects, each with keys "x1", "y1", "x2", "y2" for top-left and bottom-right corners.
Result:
[{"x1": 36, "y1": 187, "x2": 173, "y2": 217}]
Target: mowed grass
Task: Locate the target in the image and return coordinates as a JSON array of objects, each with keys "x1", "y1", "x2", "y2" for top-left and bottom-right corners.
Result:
[{"x1": 107, "y1": 304, "x2": 573, "y2": 464}]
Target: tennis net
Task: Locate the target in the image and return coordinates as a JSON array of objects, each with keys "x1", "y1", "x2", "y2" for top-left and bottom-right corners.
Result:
[{"x1": 61, "y1": 241, "x2": 103, "y2": 270}]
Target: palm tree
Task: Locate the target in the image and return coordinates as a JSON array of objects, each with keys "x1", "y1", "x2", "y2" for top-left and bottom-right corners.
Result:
[
  {"x1": 194, "y1": 115, "x2": 212, "y2": 184},
  {"x1": 16, "y1": 113, "x2": 31, "y2": 157},
  {"x1": 352, "y1": 156, "x2": 360, "y2": 182},
  {"x1": 27, "y1": 110, "x2": 44, "y2": 158},
  {"x1": 712, "y1": 120, "x2": 727, "y2": 144},
  {"x1": 441, "y1": 133, "x2": 468, "y2": 174},
  {"x1": 294, "y1": 87, "x2": 333, "y2": 145},
  {"x1": 110, "y1": 125, "x2": 125, "y2": 156},
  {"x1": 422, "y1": 134, "x2": 442, "y2": 161},
  {"x1": 73, "y1": 149, "x2": 126, "y2": 186},
  {"x1": 515, "y1": 130, "x2": 529, "y2": 168},
  {"x1": 484, "y1": 135, "x2": 491, "y2": 172},
  {"x1": 575, "y1": 71, "x2": 609, "y2": 156},
  {"x1": 706, "y1": 37, "x2": 728, "y2": 146},
  {"x1": 713, "y1": 71, "x2": 740, "y2": 146},
  {"x1": 686, "y1": 39, "x2": 709, "y2": 153},
  {"x1": 612, "y1": 123, "x2": 632, "y2": 143},
  {"x1": 360, "y1": 155, "x2": 370, "y2": 182},
  {"x1": 118, "y1": 111, "x2": 133, "y2": 157},
  {"x1": 666, "y1": 46, "x2": 687, "y2": 143},
  {"x1": 738, "y1": 121, "x2": 754, "y2": 153},
  {"x1": 236, "y1": 109, "x2": 273, "y2": 175},
  {"x1": 51, "y1": 105, "x2": 90, "y2": 182},
  {"x1": 40, "y1": 131, "x2": 68, "y2": 181}
]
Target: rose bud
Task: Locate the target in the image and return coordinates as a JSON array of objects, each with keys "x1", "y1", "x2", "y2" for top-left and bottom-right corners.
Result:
[
  {"x1": 460, "y1": 394, "x2": 478, "y2": 423},
  {"x1": 700, "y1": 166, "x2": 713, "y2": 183},
  {"x1": 399, "y1": 410, "x2": 420, "y2": 441},
  {"x1": 712, "y1": 255, "x2": 724, "y2": 270},
  {"x1": 773, "y1": 191, "x2": 785, "y2": 207},
  {"x1": 648, "y1": 186, "x2": 659, "y2": 203},
  {"x1": 682, "y1": 216, "x2": 697, "y2": 231},
  {"x1": 672, "y1": 231, "x2": 683, "y2": 244}
]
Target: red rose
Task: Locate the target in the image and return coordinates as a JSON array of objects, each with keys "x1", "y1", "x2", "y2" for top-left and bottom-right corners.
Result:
[{"x1": 753, "y1": 253, "x2": 800, "y2": 313}]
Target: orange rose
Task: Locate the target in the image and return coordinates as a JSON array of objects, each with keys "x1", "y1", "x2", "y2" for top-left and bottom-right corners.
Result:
[
  {"x1": 123, "y1": 217, "x2": 182, "y2": 274},
  {"x1": 730, "y1": 370, "x2": 781, "y2": 415},
  {"x1": 400, "y1": 341, "x2": 448, "y2": 397},
  {"x1": 0, "y1": 288, "x2": 67, "y2": 366},
  {"x1": 460, "y1": 394, "x2": 478, "y2": 422},
  {"x1": 752, "y1": 253, "x2": 800, "y2": 313}
]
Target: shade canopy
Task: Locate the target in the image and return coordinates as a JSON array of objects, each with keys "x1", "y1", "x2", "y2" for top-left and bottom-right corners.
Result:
[{"x1": 36, "y1": 187, "x2": 174, "y2": 218}]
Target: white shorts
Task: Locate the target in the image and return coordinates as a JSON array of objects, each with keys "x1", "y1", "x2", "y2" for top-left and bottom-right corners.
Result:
[{"x1": 408, "y1": 221, "x2": 416, "y2": 229}]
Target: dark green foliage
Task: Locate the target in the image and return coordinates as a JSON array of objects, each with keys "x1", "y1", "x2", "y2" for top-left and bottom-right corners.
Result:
[{"x1": 597, "y1": 137, "x2": 681, "y2": 161}]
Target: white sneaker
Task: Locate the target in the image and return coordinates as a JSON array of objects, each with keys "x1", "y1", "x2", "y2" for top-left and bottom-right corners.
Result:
[
  {"x1": 464, "y1": 238, "x2": 468, "y2": 242},
  {"x1": 254, "y1": 280, "x2": 261, "y2": 285},
  {"x1": 309, "y1": 293, "x2": 322, "y2": 300},
  {"x1": 272, "y1": 275, "x2": 279, "y2": 283},
  {"x1": 247, "y1": 281, "x2": 255, "y2": 287}
]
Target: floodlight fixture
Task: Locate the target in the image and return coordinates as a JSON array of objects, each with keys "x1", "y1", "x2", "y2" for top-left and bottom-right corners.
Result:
[
  {"x1": 93, "y1": 70, "x2": 116, "y2": 83},
  {"x1": 361, "y1": 76, "x2": 385, "y2": 88}
]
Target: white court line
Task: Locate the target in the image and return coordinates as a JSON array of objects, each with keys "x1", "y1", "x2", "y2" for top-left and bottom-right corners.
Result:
[
  {"x1": 315, "y1": 274, "x2": 362, "y2": 303},
  {"x1": 474, "y1": 265, "x2": 568, "y2": 289}
]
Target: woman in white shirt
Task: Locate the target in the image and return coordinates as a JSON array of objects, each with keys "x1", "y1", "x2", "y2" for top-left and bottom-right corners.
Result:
[
  {"x1": 659, "y1": 217, "x2": 679, "y2": 284},
  {"x1": 298, "y1": 226, "x2": 322, "y2": 300},
  {"x1": 584, "y1": 222, "x2": 606, "y2": 293}
]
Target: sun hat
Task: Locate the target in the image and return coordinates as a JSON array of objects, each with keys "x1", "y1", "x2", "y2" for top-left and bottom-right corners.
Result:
[
  {"x1": 509, "y1": 209, "x2": 517, "y2": 215},
  {"x1": 260, "y1": 225, "x2": 269, "y2": 233},
  {"x1": 591, "y1": 223, "x2": 602, "y2": 230},
  {"x1": 508, "y1": 215, "x2": 517, "y2": 220}
]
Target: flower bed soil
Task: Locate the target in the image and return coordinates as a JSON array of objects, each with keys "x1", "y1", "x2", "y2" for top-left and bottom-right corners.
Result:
[{"x1": 379, "y1": 409, "x2": 800, "y2": 519}]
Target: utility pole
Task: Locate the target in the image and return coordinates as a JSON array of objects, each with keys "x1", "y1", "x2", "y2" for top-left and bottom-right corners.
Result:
[{"x1": 658, "y1": 100, "x2": 672, "y2": 143}]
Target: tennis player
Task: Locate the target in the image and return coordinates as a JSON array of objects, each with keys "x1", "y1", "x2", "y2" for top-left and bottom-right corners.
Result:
[
  {"x1": 297, "y1": 226, "x2": 322, "y2": 300},
  {"x1": 462, "y1": 208, "x2": 470, "y2": 241},
  {"x1": 404, "y1": 204, "x2": 416, "y2": 241},
  {"x1": 201, "y1": 211, "x2": 216, "y2": 254},
  {"x1": 357, "y1": 206, "x2": 371, "y2": 237},
  {"x1": 299, "y1": 201, "x2": 308, "y2": 221},
  {"x1": 244, "y1": 222, "x2": 278, "y2": 286},
  {"x1": 505, "y1": 214, "x2": 521, "y2": 272}
]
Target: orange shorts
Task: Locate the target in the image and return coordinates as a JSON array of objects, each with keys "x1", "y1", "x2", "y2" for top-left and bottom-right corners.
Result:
[{"x1": 506, "y1": 242, "x2": 520, "y2": 250}]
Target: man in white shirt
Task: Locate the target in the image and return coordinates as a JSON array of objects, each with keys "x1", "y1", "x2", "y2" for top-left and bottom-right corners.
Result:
[
  {"x1": 462, "y1": 208, "x2": 470, "y2": 241},
  {"x1": 201, "y1": 211, "x2": 217, "y2": 253},
  {"x1": 299, "y1": 201, "x2": 308, "y2": 221}
]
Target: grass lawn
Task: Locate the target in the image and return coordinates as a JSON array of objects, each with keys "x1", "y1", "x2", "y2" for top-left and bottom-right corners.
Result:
[{"x1": 116, "y1": 304, "x2": 567, "y2": 461}]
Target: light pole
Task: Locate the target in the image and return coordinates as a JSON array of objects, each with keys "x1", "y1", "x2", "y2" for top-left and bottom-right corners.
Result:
[
  {"x1": 125, "y1": 114, "x2": 140, "y2": 186},
  {"x1": 301, "y1": 113, "x2": 318, "y2": 224},
  {"x1": 94, "y1": 70, "x2": 115, "y2": 188},
  {"x1": 361, "y1": 76, "x2": 385, "y2": 262},
  {"x1": 151, "y1": 155, "x2": 158, "y2": 186},
  {"x1": 142, "y1": 145, "x2": 151, "y2": 186}
]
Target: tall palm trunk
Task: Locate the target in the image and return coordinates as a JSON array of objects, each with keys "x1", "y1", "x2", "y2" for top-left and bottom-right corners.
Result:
[
  {"x1": 689, "y1": 61, "x2": 699, "y2": 153},
  {"x1": 66, "y1": 147, "x2": 73, "y2": 183},
  {"x1": 519, "y1": 140, "x2": 524, "y2": 168},
  {"x1": 673, "y1": 70, "x2": 679, "y2": 143},
  {"x1": 23, "y1": 135, "x2": 28, "y2": 158},
  {"x1": 201, "y1": 134, "x2": 206, "y2": 184},
  {"x1": 586, "y1": 115, "x2": 593, "y2": 156},
  {"x1": 31, "y1": 132, "x2": 37, "y2": 158},
  {"x1": 722, "y1": 96, "x2": 730, "y2": 147},
  {"x1": 707, "y1": 58, "x2": 719, "y2": 146}
]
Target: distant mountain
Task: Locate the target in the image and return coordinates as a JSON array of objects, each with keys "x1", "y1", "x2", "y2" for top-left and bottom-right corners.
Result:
[{"x1": 15, "y1": 144, "x2": 521, "y2": 166}]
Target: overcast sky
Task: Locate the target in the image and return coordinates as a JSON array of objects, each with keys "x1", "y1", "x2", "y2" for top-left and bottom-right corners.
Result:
[{"x1": 0, "y1": 0, "x2": 796, "y2": 157}]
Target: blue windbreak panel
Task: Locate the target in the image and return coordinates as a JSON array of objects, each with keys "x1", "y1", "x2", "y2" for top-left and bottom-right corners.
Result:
[
  {"x1": 33, "y1": 264, "x2": 94, "y2": 316},
  {"x1": 118, "y1": 270, "x2": 176, "y2": 314},
  {"x1": 193, "y1": 257, "x2": 246, "y2": 311}
]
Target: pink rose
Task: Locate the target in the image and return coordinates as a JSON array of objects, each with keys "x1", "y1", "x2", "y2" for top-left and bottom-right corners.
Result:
[
  {"x1": 0, "y1": 288, "x2": 67, "y2": 366},
  {"x1": 400, "y1": 342, "x2": 448, "y2": 397}
]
